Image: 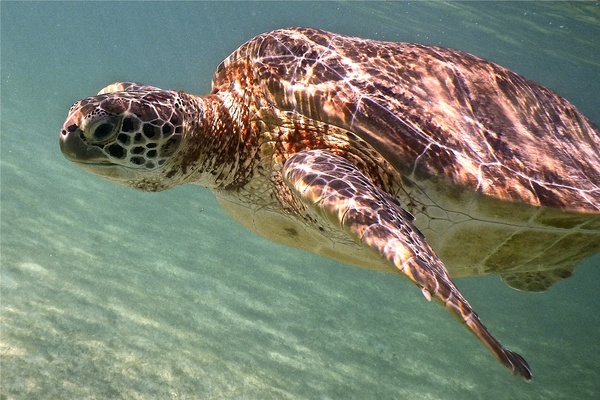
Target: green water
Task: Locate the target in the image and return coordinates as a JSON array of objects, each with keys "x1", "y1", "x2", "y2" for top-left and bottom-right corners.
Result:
[{"x1": 1, "y1": 1, "x2": 599, "y2": 399}]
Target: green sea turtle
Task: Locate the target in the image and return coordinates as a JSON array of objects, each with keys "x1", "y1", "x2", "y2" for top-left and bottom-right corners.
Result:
[{"x1": 59, "y1": 27, "x2": 600, "y2": 381}]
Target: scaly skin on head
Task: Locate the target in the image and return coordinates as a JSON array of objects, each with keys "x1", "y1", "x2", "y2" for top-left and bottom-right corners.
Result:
[{"x1": 59, "y1": 83, "x2": 255, "y2": 191}]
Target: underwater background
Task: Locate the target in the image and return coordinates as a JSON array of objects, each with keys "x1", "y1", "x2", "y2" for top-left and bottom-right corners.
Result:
[{"x1": 1, "y1": 1, "x2": 599, "y2": 399}]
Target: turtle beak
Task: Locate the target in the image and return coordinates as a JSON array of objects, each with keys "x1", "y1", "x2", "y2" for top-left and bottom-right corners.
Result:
[
  {"x1": 59, "y1": 123, "x2": 105, "y2": 163},
  {"x1": 59, "y1": 123, "x2": 133, "y2": 184}
]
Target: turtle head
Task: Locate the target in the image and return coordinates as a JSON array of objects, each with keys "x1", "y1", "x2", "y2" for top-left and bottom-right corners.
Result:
[{"x1": 60, "y1": 82, "x2": 187, "y2": 191}]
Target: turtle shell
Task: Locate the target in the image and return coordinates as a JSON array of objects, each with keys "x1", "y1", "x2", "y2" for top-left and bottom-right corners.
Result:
[
  {"x1": 211, "y1": 27, "x2": 600, "y2": 291},
  {"x1": 213, "y1": 27, "x2": 600, "y2": 212}
]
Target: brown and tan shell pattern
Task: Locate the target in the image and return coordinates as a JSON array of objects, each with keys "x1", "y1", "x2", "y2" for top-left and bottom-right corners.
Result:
[
  {"x1": 215, "y1": 27, "x2": 600, "y2": 211},
  {"x1": 212, "y1": 27, "x2": 600, "y2": 292}
]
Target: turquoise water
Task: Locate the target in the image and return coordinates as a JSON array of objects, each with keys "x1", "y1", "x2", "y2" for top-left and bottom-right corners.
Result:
[{"x1": 1, "y1": 1, "x2": 599, "y2": 399}]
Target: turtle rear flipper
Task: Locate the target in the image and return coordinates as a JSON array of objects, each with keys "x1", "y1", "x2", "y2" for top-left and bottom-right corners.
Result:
[
  {"x1": 283, "y1": 149, "x2": 532, "y2": 381},
  {"x1": 501, "y1": 268, "x2": 574, "y2": 292}
]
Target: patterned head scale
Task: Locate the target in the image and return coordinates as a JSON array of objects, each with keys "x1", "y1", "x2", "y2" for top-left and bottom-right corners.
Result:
[{"x1": 60, "y1": 84, "x2": 186, "y2": 191}]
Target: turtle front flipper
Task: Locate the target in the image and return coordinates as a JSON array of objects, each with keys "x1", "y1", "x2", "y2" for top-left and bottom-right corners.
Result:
[{"x1": 282, "y1": 149, "x2": 532, "y2": 381}]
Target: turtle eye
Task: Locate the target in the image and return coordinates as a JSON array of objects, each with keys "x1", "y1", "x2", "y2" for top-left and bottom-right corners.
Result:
[
  {"x1": 93, "y1": 122, "x2": 115, "y2": 140},
  {"x1": 86, "y1": 116, "x2": 118, "y2": 142}
]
